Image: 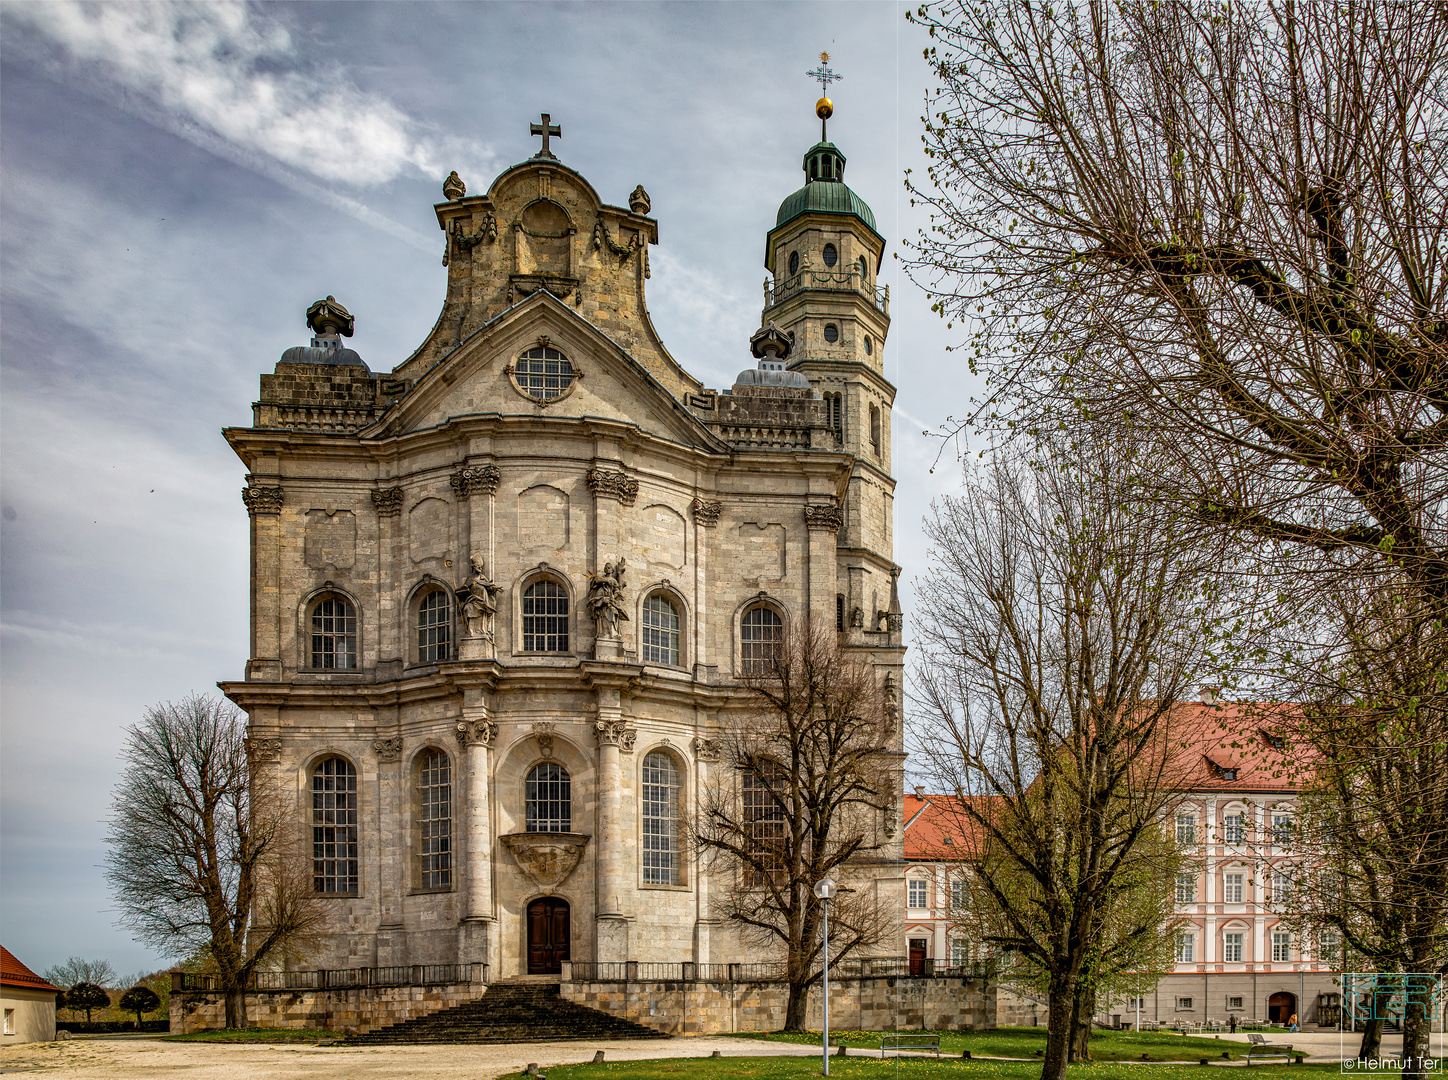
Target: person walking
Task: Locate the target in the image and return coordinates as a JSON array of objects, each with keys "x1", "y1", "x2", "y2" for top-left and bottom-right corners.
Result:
[{"x1": 1288, "y1": 1013, "x2": 1299, "y2": 1033}]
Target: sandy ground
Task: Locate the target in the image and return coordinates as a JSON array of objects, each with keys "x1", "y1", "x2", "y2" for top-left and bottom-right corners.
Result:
[
  {"x1": 0, "y1": 1034, "x2": 821, "y2": 1079},
  {"x1": 5, "y1": 1029, "x2": 1441, "y2": 1077}
]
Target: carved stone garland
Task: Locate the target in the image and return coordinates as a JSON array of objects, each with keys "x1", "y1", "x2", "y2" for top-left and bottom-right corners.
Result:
[
  {"x1": 586, "y1": 468, "x2": 639, "y2": 507},
  {"x1": 372, "y1": 487, "x2": 404, "y2": 516},
  {"x1": 242, "y1": 485, "x2": 284, "y2": 516},
  {"x1": 691, "y1": 498, "x2": 722, "y2": 527},
  {"x1": 372, "y1": 736, "x2": 403, "y2": 762},
  {"x1": 450, "y1": 465, "x2": 501, "y2": 498}
]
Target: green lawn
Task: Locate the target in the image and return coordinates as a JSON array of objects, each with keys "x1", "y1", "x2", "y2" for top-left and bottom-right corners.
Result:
[
  {"x1": 740, "y1": 1028, "x2": 1254, "y2": 1062},
  {"x1": 160, "y1": 1027, "x2": 342, "y2": 1043},
  {"x1": 542, "y1": 1057, "x2": 1343, "y2": 1080}
]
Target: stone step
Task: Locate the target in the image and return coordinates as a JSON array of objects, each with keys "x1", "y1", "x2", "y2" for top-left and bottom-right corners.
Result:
[{"x1": 343, "y1": 983, "x2": 668, "y2": 1045}]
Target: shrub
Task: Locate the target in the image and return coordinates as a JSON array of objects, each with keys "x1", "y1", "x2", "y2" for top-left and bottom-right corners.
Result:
[
  {"x1": 63, "y1": 982, "x2": 112, "y2": 1025},
  {"x1": 119, "y1": 986, "x2": 161, "y2": 1027}
]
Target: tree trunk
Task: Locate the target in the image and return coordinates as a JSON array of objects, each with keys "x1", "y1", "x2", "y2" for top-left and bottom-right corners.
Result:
[
  {"x1": 222, "y1": 986, "x2": 247, "y2": 1030},
  {"x1": 1357, "y1": 1013, "x2": 1385, "y2": 1061},
  {"x1": 1400, "y1": 979, "x2": 1431, "y2": 1080},
  {"x1": 782, "y1": 981, "x2": 809, "y2": 1033},
  {"x1": 1069, "y1": 983, "x2": 1094, "y2": 1062},
  {"x1": 1043, "y1": 977, "x2": 1075, "y2": 1080}
]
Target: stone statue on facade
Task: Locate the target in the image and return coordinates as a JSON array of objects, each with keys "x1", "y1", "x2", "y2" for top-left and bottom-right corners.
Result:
[
  {"x1": 458, "y1": 554, "x2": 501, "y2": 642},
  {"x1": 587, "y1": 557, "x2": 629, "y2": 639}
]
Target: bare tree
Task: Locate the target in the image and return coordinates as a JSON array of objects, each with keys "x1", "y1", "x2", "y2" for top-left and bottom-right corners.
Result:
[
  {"x1": 906, "y1": 1, "x2": 1447, "y2": 605},
  {"x1": 103, "y1": 695, "x2": 320, "y2": 1028},
  {"x1": 1273, "y1": 578, "x2": 1448, "y2": 1073},
  {"x1": 694, "y1": 627, "x2": 896, "y2": 1032},
  {"x1": 911, "y1": 448, "x2": 1216, "y2": 1080},
  {"x1": 42, "y1": 957, "x2": 116, "y2": 992}
]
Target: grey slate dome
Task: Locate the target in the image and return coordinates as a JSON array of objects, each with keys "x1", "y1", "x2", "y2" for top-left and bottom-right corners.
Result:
[
  {"x1": 280, "y1": 294, "x2": 368, "y2": 368},
  {"x1": 280, "y1": 342, "x2": 368, "y2": 369},
  {"x1": 733, "y1": 367, "x2": 811, "y2": 389}
]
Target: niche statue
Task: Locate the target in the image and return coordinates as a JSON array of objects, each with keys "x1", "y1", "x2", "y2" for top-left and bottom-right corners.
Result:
[
  {"x1": 458, "y1": 554, "x2": 501, "y2": 641},
  {"x1": 587, "y1": 558, "x2": 629, "y2": 639}
]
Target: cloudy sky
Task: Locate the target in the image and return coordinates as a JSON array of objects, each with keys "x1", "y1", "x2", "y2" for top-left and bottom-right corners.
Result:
[{"x1": 0, "y1": 0, "x2": 981, "y2": 977}]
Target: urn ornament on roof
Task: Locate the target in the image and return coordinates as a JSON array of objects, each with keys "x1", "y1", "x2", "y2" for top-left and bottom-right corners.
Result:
[
  {"x1": 306, "y1": 295, "x2": 354, "y2": 337},
  {"x1": 443, "y1": 170, "x2": 466, "y2": 201}
]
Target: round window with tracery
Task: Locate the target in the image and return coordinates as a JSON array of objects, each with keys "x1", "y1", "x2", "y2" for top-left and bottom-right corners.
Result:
[{"x1": 514, "y1": 345, "x2": 576, "y2": 402}]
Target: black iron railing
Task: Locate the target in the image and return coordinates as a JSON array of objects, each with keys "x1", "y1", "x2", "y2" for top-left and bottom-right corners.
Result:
[
  {"x1": 175, "y1": 963, "x2": 486, "y2": 993},
  {"x1": 764, "y1": 270, "x2": 889, "y2": 314}
]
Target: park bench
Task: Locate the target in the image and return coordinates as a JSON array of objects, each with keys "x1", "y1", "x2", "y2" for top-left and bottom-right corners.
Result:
[
  {"x1": 880, "y1": 1034, "x2": 941, "y2": 1058},
  {"x1": 1245, "y1": 1032, "x2": 1294, "y2": 1065}
]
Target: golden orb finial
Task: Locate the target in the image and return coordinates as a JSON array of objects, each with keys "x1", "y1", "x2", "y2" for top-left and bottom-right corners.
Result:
[
  {"x1": 820, "y1": 51, "x2": 830, "y2": 63},
  {"x1": 816, "y1": 97, "x2": 834, "y2": 120}
]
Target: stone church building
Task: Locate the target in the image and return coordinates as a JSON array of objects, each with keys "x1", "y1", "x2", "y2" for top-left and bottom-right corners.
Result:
[{"x1": 222, "y1": 105, "x2": 905, "y2": 980}]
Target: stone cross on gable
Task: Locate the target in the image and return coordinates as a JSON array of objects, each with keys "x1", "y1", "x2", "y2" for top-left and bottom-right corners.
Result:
[{"x1": 530, "y1": 113, "x2": 561, "y2": 159}]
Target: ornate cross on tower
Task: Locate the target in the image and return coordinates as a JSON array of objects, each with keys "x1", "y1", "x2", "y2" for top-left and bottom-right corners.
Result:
[
  {"x1": 806, "y1": 51, "x2": 842, "y2": 94},
  {"x1": 530, "y1": 113, "x2": 561, "y2": 159},
  {"x1": 805, "y1": 53, "x2": 841, "y2": 140}
]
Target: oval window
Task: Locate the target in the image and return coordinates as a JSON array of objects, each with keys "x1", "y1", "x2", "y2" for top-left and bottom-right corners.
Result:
[
  {"x1": 864, "y1": 335, "x2": 873, "y2": 355},
  {"x1": 824, "y1": 324, "x2": 839, "y2": 344},
  {"x1": 858, "y1": 255, "x2": 869, "y2": 281},
  {"x1": 788, "y1": 251, "x2": 799, "y2": 276},
  {"x1": 823, "y1": 244, "x2": 838, "y2": 267}
]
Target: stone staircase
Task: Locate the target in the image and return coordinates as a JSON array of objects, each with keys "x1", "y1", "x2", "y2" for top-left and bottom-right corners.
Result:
[{"x1": 342, "y1": 981, "x2": 670, "y2": 1045}]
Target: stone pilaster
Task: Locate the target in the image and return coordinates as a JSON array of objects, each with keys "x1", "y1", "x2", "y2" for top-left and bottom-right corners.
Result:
[
  {"x1": 454, "y1": 675, "x2": 500, "y2": 968},
  {"x1": 586, "y1": 666, "x2": 638, "y2": 963},
  {"x1": 805, "y1": 502, "x2": 843, "y2": 630},
  {"x1": 692, "y1": 732, "x2": 720, "y2": 963},
  {"x1": 243, "y1": 480, "x2": 284, "y2": 680},
  {"x1": 691, "y1": 498, "x2": 720, "y2": 680},
  {"x1": 373, "y1": 733, "x2": 405, "y2": 964},
  {"x1": 373, "y1": 487, "x2": 405, "y2": 674}
]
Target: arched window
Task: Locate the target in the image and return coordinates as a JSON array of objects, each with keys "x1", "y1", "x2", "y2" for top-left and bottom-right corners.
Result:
[
  {"x1": 417, "y1": 589, "x2": 450, "y2": 664},
  {"x1": 822, "y1": 243, "x2": 838, "y2": 267},
  {"x1": 526, "y1": 762, "x2": 571, "y2": 832},
  {"x1": 741, "y1": 605, "x2": 783, "y2": 674},
  {"x1": 743, "y1": 759, "x2": 787, "y2": 886},
  {"x1": 642, "y1": 593, "x2": 680, "y2": 666},
  {"x1": 515, "y1": 345, "x2": 575, "y2": 402},
  {"x1": 417, "y1": 749, "x2": 452, "y2": 889},
  {"x1": 869, "y1": 403, "x2": 881, "y2": 454},
  {"x1": 642, "y1": 752, "x2": 681, "y2": 885},
  {"x1": 312, "y1": 758, "x2": 358, "y2": 894},
  {"x1": 311, "y1": 596, "x2": 357, "y2": 669},
  {"x1": 522, "y1": 579, "x2": 569, "y2": 652}
]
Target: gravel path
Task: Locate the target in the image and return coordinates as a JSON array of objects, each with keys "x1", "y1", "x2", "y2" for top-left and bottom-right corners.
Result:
[{"x1": 0, "y1": 1034, "x2": 820, "y2": 1079}]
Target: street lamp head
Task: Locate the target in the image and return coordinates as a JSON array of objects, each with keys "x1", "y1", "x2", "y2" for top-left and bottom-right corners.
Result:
[{"x1": 815, "y1": 877, "x2": 837, "y2": 900}]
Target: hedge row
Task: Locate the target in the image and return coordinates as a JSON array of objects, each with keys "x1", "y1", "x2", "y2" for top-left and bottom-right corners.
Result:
[{"x1": 56, "y1": 1020, "x2": 170, "y2": 1033}]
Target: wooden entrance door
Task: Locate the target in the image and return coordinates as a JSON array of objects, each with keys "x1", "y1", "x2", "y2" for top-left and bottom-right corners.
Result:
[
  {"x1": 527, "y1": 897, "x2": 570, "y2": 975},
  {"x1": 1268, "y1": 992, "x2": 1296, "y2": 1025},
  {"x1": 909, "y1": 938, "x2": 929, "y2": 977}
]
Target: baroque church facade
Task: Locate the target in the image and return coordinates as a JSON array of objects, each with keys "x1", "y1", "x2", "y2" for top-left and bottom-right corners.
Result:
[{"x1": 223, "y1": 105, "x2": 906, "y2": 978}]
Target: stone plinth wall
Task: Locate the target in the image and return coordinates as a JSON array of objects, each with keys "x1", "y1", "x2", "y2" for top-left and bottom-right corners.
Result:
[
  {"x1": 170, "y1": 982, "x2": 483, "y2": 1035},
  {"x1": 561, "y1": 977, "x2": 995, "y2": 1036}
]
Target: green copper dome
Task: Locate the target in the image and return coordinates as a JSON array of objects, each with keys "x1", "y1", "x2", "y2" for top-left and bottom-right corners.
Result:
[{"x1": 774, "y1": 141, "x2": 877, "y2": 232}]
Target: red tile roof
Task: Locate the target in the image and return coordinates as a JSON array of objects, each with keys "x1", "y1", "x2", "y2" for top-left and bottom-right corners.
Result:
[{"x1": 1, "y1": 946, "x2": 61, "y2": 993}]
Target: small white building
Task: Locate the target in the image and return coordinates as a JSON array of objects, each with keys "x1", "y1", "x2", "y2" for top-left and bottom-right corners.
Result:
[{"x1": 2, "y1": 946, "x2": 59, "y2": 1044}]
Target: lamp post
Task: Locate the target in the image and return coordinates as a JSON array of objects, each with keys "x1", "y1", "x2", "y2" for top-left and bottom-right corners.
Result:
[{"x1": 815, "y1": 877, "x2": 837, "y2": 1076}]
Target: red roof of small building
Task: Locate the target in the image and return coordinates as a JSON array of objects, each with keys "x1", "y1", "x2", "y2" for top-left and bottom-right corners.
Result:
[
  {"x1": 904, "y1": 793, "x2": 995, "y2": 861},
  {"x1": 1, "y1": 946, "x2": 61, "y2": 993}
]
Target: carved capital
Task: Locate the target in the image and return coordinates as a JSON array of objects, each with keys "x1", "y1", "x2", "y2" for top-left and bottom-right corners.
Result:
[
  {"x1": 692, "y1": 736, "x2": 720, "y2": 761},
  {"x1": 450, "y1": 465, "x2": 501, "y2": 498},
  {"x1": 804, "y1": 503, "x2": 844, "y2": 530},
  {"x1": 455, "y1": 719, "x2": 498, "y2": 747},
  {"x1": 371, "y1": 486, "x2": 404, "y2": 516},
  {"x1": 691, "y1": 498, "x2": 722, "y2": 527},
  {"x1": 372, "y1": 736, "x2": 403, "y2": 762},
  {"x1": 586, "y1": 468, "x2": 639, "y2": 506},
  {"x1": 243, "y1": 736, "x2": 282, "y2": 763},
  {"x1": 242, "y1": 485, "x2": 284, "y2": 516},
  {"x1": 595, "y1": 719, "x2": 637, "y2": 750}
]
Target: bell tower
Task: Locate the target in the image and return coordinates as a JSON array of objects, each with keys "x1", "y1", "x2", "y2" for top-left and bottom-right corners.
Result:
[{"x1": 760, "y1": 66, "x2": 899, "y2": 641}]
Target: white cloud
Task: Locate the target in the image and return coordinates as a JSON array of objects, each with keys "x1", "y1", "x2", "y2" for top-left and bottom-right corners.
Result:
[{"x1": 7, "y1": 0, "x2": 492, "y2": 188}]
